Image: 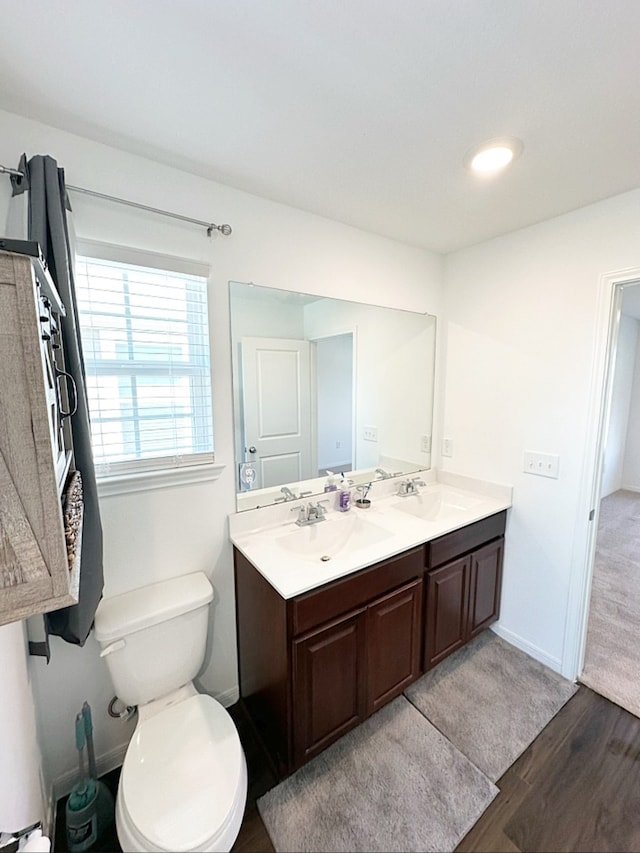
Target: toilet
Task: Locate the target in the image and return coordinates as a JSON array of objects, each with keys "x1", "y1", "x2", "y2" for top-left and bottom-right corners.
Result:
[{"x1": 94, "y1": 573, "x2": 247, "y2": 853}]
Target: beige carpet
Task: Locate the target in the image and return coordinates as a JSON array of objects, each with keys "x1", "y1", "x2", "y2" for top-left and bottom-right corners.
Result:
[
  {"x1": 404, "y1": 631, "x2": 577, "y2": 782},
  {"x1": 580, "y1": 489, "x2": 640, "y2": 717},
  {"x1": 257, "y1": 696, "x2": 498, "y2": 853}
]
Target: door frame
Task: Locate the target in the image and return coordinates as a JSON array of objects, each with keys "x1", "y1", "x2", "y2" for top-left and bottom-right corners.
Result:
[{"x1": 563, "y1": 266, "x2": 640, "y2": 680}]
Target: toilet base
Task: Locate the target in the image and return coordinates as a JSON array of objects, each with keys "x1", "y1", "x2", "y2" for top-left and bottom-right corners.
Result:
[{"x1": 115, "y1": 751, "x2": 247, "y2": 852}]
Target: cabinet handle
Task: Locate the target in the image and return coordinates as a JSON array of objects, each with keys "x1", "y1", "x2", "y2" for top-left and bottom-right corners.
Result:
[{"x1": 56, "y1": 368, "x2": 78, "y2": 419}]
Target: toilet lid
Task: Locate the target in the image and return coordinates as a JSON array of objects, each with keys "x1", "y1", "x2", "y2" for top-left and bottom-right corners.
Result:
[{"x1": 121, "y1": 694, "x2": 245, "y2": 852}]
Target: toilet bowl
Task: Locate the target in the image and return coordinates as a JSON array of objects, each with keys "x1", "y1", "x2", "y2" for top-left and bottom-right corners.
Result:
[{"x1": 94, "y1": 573, "x2": 247, "y2": 852}]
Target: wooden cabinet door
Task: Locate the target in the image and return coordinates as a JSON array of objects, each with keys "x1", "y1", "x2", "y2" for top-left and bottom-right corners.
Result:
[
  {"x1": 424, "y1": 555, "x2": 470, "y2": 670},
  {"x1": 467, "y1": 538, "x2": 504, "y2": 640},
  {"x1": 366, "y1": 578, "x2": 422, "y2": 715},
  {"x1": 292, "y1": 608, "x2": 367, "y2": 767}
]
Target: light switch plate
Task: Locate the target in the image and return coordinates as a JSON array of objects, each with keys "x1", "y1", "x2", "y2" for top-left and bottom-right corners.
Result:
[
  {"x1": 523, "y1": 450, "x2": 560, "y2": 479},
  {"x1": 363, "y1": 425, "x2": 378, "y2": 442}
]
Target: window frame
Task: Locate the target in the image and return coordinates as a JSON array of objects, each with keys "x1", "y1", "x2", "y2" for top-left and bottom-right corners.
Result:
[{"x1": 75, "y1": 240, "x2": 224, "y2": 496}]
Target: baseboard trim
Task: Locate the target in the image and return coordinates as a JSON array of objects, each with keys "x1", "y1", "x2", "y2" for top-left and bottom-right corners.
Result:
[
  {"x1": 51, "y1": 686, "x2": 240, "y2": 802},
  {"x1": 491, "y1": 624, "x2": 563, "y2": 674},
  {"x1": 214, "y1": 684, "x2": 240, "y2": 708},
  {"x1": 620, "y1": 483, "x2": 640, "y2": 494},
  {"x1": 53, "y1": 741, "x2": 129, "y2": 802}
]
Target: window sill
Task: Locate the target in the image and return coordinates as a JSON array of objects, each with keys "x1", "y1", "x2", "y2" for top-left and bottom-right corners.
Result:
[{"x1": 97, "y1": 462, "x2": 226, "y2": 497}]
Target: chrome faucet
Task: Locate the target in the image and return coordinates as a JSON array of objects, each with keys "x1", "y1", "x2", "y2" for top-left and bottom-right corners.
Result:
[
  {"x1": 291, "y1": 500, "x2": 329, "y2": 525},
  {"x1": 276, "y1": 485, "x2": 314, "y2": 503},
  {"x1": 396, "y1": 477, "x2": 426, "y2": 497},
  {"x1": 375, "y1": 467, "x2": 403, "y2": 480}
]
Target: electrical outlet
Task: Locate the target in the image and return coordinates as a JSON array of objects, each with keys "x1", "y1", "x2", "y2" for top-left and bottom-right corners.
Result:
[
  {"x1": 442, "y1": 437, "x2": 453, "y2": 457},
  {"x1": 363, "y1": 425, "x2": 378, "y2": 442},
  {"x1": 523, "y1": 450, "x2": 560, "y2": 479},
  {"x1": 420, "y1": 434, "x2": 431, "y2": 453}
]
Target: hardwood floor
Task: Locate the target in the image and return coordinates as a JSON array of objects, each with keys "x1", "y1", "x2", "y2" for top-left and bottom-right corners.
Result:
[
  {"x1": 54, "y1": 686, "x2": 640, "y2": 852},
  {"x1": 456, "y1": 685, "x2": 640, "y2": 852}
]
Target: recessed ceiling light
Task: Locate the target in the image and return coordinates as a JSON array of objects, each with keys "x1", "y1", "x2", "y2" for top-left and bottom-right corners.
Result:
[{"x1": 465, "y1": 137, "x2": 523, "y2": 175}]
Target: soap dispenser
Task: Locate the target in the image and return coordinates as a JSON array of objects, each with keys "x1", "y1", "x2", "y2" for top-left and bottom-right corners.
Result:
[
  {"x1": 324, "y1": 471, "x2": 338, "y2": 492},
  {"x1": 338, "y1": 473, "x2": 351, "y2": 512}
]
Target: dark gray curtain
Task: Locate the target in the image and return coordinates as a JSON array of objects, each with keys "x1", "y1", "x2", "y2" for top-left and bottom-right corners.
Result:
[{"x1": 13, "y1": 154, "x2": 104, "y2": 645}]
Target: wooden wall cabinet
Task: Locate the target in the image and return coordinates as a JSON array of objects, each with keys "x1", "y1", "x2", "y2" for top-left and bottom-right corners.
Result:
[{"x1": 0, "y1": 245, "x2": 82, "y2": 627}]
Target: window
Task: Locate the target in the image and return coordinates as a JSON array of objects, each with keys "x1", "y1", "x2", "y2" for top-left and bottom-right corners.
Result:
[{"x1": 75, "y1": 249, "x2": 214, "y2": 481}]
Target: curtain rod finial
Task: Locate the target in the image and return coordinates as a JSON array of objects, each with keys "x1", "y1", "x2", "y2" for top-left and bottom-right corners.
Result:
[{"x1": 207, "y1": 223, "x2": 232, "y2": 237}]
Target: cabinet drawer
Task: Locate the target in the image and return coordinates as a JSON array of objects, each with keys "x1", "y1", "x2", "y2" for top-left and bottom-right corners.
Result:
[
  {"x1": 426, "y1": 511, "x2": 506, "y2": 569},
  {"x1": 292, "y1": 546, "x2": 424, "y2": 636}
]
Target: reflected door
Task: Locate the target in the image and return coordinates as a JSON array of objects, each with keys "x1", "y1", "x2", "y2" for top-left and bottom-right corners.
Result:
[{"x1": 241, "y1": 336, "x2": 312, "y2": 488}]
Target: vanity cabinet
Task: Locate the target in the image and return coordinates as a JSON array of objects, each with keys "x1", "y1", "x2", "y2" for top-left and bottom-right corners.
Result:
[
  {"x1": 423, "y1": 511, "x2": 505, "y2": 670},
  {"x1": 0, "y1": 245, "x2": 82, "y2": 627},
  {"x1": 234, "y1": 508, "x2": 506, "y2": 776},
  {"x1": 292, "y1": 607, "x2": 367, "y2": 765},
  {"x1": 293, "y1": 576, "x2": 423, "y2": 766},
  {"x1": 234, "y1": 545, "x2": 423, "y2": 774}
]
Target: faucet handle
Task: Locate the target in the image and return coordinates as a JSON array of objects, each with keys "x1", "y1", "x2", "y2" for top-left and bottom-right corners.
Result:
[
  {"x1": 291, "y1": 504, "x2": 306, "y2": 522},
  {"x1": 315, "y1": 499, "x2": 329, "y2": 516}
]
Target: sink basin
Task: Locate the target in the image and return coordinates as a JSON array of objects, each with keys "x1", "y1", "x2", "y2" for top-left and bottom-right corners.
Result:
[
  {"x1": 393, "y1": 486, "x2": 485, "y2": 522},
  {"x1": 275, "y1": 514, "x2": 392, "y2": 561}
]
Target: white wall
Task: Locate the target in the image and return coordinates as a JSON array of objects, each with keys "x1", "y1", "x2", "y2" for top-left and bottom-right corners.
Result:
[
  {"x1": 443, "y1": 188, "x2": 640, "y2": 673},
  {"x1": 315, "y1": 334, "x2": 353, "y2": 473},
  {"x1": 602, "y1": 313, "x2": 637, "y2": 496},
  {"x1": 0, "y1": 108, "x2": 443, "y2": 792},
  {"x1": 622, "y1": 327, "x2": 640, "y2": 490},
  {"x1": 0, "y1": 622, "x2": 46, "y2": 832},
  {"x1": 304, "y1": 299, "x2": 436, "y2": 470}
]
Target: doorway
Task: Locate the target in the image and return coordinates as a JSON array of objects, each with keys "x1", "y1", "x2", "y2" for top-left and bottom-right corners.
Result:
[
  {"x1": 313, "y1": 332, "x2": 354, "y2": 477},
  {"x1": 573, "y1": 274, "x2": 640, "y2": 712}
]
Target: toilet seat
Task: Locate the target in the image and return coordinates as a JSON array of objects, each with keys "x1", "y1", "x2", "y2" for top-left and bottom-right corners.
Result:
[{"x1": 117, "y1": 694, "x2": 247, "y2": 852}]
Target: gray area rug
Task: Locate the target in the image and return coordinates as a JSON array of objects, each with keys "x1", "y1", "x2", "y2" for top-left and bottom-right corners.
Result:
[
  {"x1": 404, "y1": 631, "x2": 577, "y2": 782},
  {"x1": 581, "y1": 490, "x2": 640, "y2": 717},
  {"x1": 257, "y1": 696, "x2": 498, "y2": 853}
]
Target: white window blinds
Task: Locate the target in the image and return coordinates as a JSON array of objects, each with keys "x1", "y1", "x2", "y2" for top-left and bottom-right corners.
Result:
[{"x1": 75, "y1": 254, "x2": 214, "y2": 477}]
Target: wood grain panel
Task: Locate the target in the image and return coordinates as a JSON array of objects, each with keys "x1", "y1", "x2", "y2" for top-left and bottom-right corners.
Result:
[
  {"x1": 467, "y1": 538, "x2": 504, "y2": 639},
  {"x1": 427, "y1": 511, "x2": 506, "y2": 568},
  {"x1": 234, "y1": 549, "x2": 291, "y2": 775},
  {"x1": 292, "y1": 608, "x2": 366, "y2": 766},
  {"x1": 367, "y1": 577, "x2": 422, "y2": 713},
  {"x1": 292, "y1": 545, "x2": 424, "y2": 635},
  {"x1": 424, "y1": 555, "x2": 470, "y2": 669},
  {"x1": 0, "y1": 250, "x2": 79, "y2": 625}
]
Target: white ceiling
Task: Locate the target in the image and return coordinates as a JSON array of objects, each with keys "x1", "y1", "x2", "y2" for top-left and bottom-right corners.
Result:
[{"x1": 1, "y1": 1, "x2": 639, "y2": 254}]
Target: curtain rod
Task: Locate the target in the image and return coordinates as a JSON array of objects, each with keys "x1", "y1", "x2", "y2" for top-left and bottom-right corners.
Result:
[{"x1": 0, "y1": 163, "x2": 232, "y2": 237}]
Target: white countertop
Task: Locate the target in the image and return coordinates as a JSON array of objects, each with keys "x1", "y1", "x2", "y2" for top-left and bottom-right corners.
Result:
[{"x1": 228, "y1": 470, "x2": 512, "y2": 600}]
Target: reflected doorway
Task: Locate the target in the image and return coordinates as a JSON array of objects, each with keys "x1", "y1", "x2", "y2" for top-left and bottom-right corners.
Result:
[
  {"x1": 313, "y1": 332, "x2": 354, "y2": 477},
  {"x1": 580, "y1": 280, "x2": 640, "y2": 716}
]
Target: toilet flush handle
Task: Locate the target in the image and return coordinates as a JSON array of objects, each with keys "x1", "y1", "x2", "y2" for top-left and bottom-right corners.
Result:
[{"x1": 99, "y1": 638, "x2": 126, "y2": 657}]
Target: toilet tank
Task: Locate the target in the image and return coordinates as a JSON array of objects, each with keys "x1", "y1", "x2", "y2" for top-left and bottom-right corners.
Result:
[{"x1": 94, "y1": 573, "x2": 214, "y2": 707}]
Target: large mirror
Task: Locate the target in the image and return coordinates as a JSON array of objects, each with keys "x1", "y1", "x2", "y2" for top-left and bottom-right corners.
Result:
[{"x1": 229, "y1": 281, "x2": 437, "y2": 511}]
